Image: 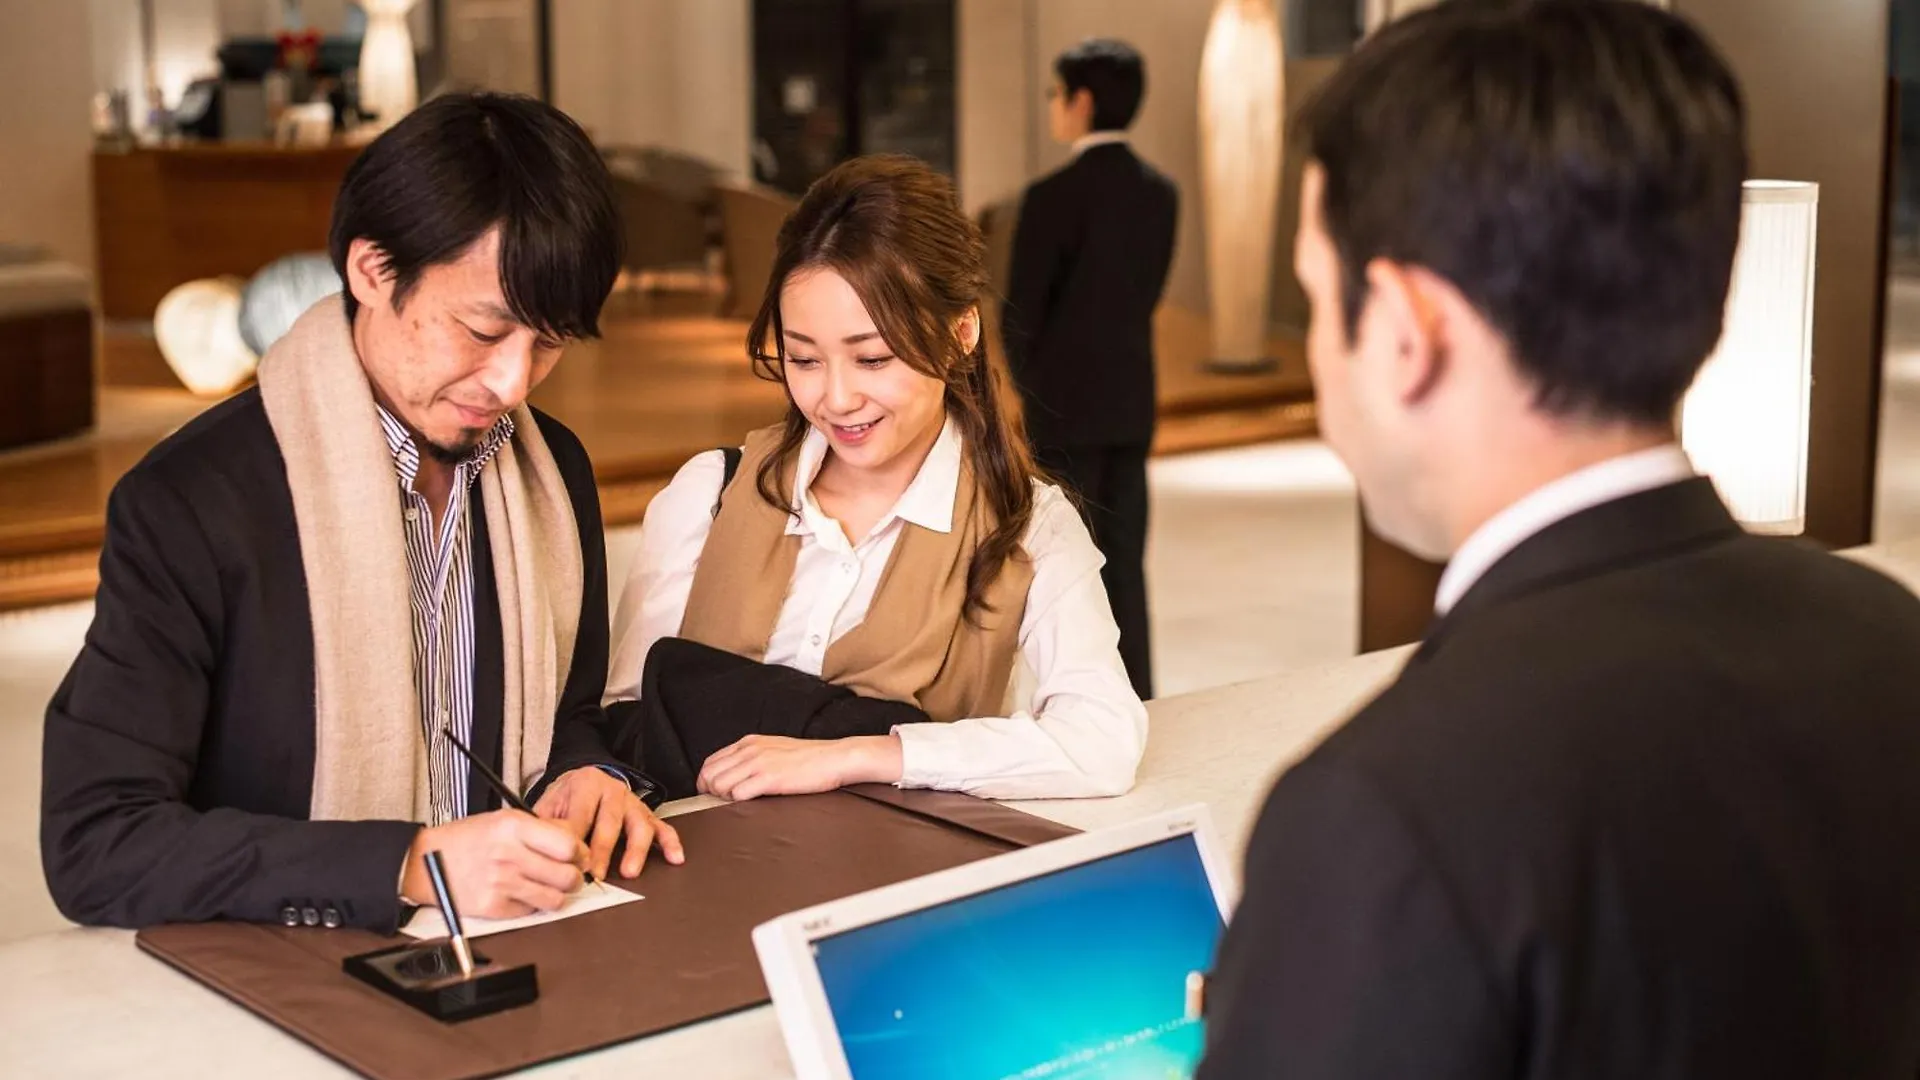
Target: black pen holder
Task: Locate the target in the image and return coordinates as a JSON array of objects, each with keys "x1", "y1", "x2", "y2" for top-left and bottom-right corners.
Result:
[{"x1": 344, "y1": 941, "x2": 539, "y2": 1022}]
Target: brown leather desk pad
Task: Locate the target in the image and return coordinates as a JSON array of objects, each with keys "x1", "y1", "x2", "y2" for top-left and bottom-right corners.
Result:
[{"x1": 136, "y1": 787, "x2": 1078, "y2": 1080}]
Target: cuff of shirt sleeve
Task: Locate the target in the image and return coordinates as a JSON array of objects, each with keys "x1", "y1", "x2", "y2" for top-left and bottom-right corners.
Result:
[
  {"x1": 526, "y1": 761, "x2": 661, "y2": 809},
  {"x1": 396, "y1": 870, "x2": 418, "y2": 926},
  {"x1": 590, "y1": 762, "x2": 664, "y2": 808},
  {"x1": 891, "y1": 722, "x2": 954, "y2": 790}
]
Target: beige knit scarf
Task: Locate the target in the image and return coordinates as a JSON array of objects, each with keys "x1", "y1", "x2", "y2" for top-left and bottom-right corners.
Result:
[{"x1": 258, "y1": 295, "x2": 582, "y2": 824}]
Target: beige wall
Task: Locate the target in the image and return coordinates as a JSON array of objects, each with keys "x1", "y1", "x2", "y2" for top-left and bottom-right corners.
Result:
[
  {"x1": 0, "y1": 0, "x2": 97, "y2": 270},
  {"x1": 546, "y1": 0, "x2": 1270, "y2": 319},
  {"x1": 90, "y1": 0, "x2": 143, "y2": 108},
  {"x1": 551, "y1": 0, "x2": 752, "y2": 179},
  {"x1": 89, "y1": 0, "x2": 221, "y2": 108},
  {"x1": 959, "y1": 0, "x2": 1276, "y2": 318},
  {"x1": 957, "y1": 0, "x2": 1033, "y2": 215}
]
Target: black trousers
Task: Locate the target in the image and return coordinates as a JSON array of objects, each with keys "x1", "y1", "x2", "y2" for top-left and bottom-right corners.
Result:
[{"x1": 1033, "y1": 442, "x2": 1154, "y2": 700}]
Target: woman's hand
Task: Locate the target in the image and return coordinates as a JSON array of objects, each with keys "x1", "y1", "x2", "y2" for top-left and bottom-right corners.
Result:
[
  {"x1": 697, "y1": 734, "x2": 904, "y2": 802},
  {"x1": 532, "y1": 766, "x2": 685, "y2": 880}
]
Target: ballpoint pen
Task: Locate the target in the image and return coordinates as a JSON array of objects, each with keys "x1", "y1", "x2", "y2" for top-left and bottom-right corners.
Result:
[{"x1": 440, "y1": 726, "x2": 602, "y2": 887}]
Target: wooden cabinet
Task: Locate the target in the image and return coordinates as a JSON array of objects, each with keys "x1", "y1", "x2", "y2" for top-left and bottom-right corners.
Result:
[{"x1": 91, "y1": 144, "x2": 362, "y2": 322}]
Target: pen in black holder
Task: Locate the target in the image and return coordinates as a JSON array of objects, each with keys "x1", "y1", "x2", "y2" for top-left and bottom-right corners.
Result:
[
  {"x1": 423, "y1": 849, "x2": 475, "y2": 979},
  {"x1": 342, "y1": 849, "x2": 540, "y2": 1022}
]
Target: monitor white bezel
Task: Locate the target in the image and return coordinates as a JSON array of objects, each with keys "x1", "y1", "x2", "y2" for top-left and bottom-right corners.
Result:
[{"x1": 751, "y1": 804, "x2": 1237, "y2": 1080}]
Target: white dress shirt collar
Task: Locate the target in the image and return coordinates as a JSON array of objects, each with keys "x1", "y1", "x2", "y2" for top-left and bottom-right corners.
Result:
[
  {"x1": 787, "y1": 417, "x2": 963, "y2": 546},
  {"x1": 1071, "y1": 130, "x2": 1130, "y2": 157},
  {"x1": 1434, "y1": 443, "x2": 1697, "y2": 615}
]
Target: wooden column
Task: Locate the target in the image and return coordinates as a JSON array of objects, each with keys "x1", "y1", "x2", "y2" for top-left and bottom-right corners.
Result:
[{"x1": 1360, "y1": 525, "x2": 1442, "y2": 653}]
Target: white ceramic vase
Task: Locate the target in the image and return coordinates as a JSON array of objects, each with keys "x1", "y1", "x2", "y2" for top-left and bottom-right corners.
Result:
[
  {"x1": 1197, "y1": 0, "x2": 1285, "y2": 372},
  {"x1": 358, "y1": 0, "x2": 422, "y2": 132}
]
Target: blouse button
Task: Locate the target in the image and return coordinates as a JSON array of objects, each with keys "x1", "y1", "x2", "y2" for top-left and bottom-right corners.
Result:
[{"x1": 809, "y1": 634, "x2": 823, "y2": 647}]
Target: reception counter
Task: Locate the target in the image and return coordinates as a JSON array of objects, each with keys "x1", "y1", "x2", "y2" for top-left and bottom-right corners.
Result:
[{"x1": 3, "y1": 536, "x2": 1915, "y2": 1077}]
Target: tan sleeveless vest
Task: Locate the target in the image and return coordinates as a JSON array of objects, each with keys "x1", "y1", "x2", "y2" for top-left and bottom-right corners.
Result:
[{"x1": 678, "y1": 426, "x2": 1033, "y2": 722}]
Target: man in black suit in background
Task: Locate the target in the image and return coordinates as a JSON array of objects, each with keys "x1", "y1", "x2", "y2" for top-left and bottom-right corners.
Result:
[
  {"x1": 1200, "y1": 3, "x2": 1920, "y2": 1077},
  {"x1": 1002, "y1": 39, "x2": 1178, "y2": 701}
]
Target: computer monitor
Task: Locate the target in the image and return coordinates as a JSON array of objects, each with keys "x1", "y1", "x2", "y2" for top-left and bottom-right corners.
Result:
[{"x1": 754, "y1": 806, "x2": 1235, "y2": 1080}]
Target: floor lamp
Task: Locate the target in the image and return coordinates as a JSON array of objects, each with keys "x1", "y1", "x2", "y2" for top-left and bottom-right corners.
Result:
[
  {"x1": 1197, "y1": 0, "x2": 1284, "y2": 374},
  {"x1": 1680, "y1": 180, "x2": 1819, "y2": 534}
]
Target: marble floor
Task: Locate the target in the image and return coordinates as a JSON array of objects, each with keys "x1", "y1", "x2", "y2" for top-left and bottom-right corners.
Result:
[{"x1": 4, "y1": 279, "x2": 1920, "y2": 945}]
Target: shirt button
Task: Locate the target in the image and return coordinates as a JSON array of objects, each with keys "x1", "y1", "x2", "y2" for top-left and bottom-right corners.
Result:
[
  {"x1": 809, "y1": 634, "x2": 823, "y2": 647},
  {"x1": 404, "y1": 508, "x2": 419, "y2": 522},
  {"x1": 840, "y1": 562, "x2": 855, "y2": 575},
  {"x1": 439, "y1": 710, "x2": 450, "y2": 725}
]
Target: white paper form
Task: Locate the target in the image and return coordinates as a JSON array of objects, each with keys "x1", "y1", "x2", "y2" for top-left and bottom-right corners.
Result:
[{"x1": 401, "y1": 882, "x2": 643, "y2": 940}]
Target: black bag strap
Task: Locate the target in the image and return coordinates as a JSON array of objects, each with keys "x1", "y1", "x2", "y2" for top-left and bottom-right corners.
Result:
[{"x1": 712, "y1": 446, "x2": 743, "y2": 518}]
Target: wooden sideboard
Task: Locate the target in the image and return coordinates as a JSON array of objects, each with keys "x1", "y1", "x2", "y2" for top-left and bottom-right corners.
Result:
[{"x1": 92, "y1": 143, "x2": 362, "y2": 323}]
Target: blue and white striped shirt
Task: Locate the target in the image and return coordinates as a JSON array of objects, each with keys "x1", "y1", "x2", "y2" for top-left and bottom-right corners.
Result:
[{"x1": 375, "y1": 404, "x2": 514, "y2": 826}]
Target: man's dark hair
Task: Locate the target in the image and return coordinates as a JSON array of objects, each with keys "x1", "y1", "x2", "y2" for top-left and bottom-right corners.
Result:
[
  {"x1": 328, "y1": 92, "x2": 621, "y2": 340},
  {"x1": 1055, "y1": 39, "x2": 1146, "y2": 132},
  {"x1": 1302, "y1": 0, "x2": 1748, "y2": 424}
]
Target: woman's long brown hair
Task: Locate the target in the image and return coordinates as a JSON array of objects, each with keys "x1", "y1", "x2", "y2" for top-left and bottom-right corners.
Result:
[{"x1": 745, "y1": 154, "x2": 1040, "y2": 623}]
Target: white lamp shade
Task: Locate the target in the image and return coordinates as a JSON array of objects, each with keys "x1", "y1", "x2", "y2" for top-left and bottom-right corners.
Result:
[
  {"x1": 155, "y1": 277, "x2": 260, "y2": 397},
  {"x1": 1680, "y1": 180, "x2": 1818, "y2": 534}
]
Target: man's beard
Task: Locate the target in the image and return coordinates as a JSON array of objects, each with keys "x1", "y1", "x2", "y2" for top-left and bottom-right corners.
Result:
[{"x1": 423, "y1": 430, "x2": 483, "y2": 466}]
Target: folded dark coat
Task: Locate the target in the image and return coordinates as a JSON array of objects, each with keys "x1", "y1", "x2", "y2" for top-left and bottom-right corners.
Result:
[{"x1": 610, "y1": 637, "x2": 931, "y2": 802}]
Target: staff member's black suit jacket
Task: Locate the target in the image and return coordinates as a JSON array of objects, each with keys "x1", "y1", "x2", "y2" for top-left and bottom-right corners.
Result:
[
  {"x1": 40, "y1": 387, "x2": 635, "y2": 934},
  {"x1": 1200, "y1": 478, "x2": 1920, "y2": 1079},
  {"x1": 1001, "y1": 141, "x2": 1178, "y2": 449}
]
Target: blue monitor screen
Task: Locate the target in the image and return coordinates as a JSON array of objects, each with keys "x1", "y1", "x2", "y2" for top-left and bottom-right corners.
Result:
[{"x1": 811, "y1": 834, "x2": 1225, "y2": 1080}]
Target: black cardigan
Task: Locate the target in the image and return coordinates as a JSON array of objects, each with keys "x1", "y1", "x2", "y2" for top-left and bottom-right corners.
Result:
[{"x1": 40, "y1": 387, "x2": 635, "y2": 933}]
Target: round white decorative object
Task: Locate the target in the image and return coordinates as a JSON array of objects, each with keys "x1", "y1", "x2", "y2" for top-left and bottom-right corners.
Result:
[
  {"x1": 239, "y1": 253, "x2": 341, "y2": 355},
  {"x1": 154, "y1": 277, "x2": 260, "y2": 397}
]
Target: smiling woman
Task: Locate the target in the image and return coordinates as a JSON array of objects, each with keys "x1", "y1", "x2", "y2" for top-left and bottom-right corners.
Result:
[{"x1": 605, "y1": 155, "x2": 1149, "y2": 805}]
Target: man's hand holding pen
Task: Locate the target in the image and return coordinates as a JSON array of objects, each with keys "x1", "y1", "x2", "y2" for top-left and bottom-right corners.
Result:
[{"x1": 401, "y1": 810, "x2": 592, "y2": 919}]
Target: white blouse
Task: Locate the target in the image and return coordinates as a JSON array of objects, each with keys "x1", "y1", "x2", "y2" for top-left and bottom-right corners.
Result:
[{"x1": 605, "y1": 420, "x2": 1147, "y2": 799}]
